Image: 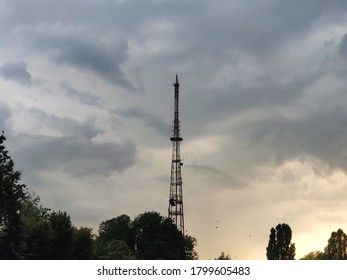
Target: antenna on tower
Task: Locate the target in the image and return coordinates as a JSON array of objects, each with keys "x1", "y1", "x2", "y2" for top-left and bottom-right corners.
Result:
[{"x1": 168, "y1": 74, "x2": 184, "y2": 233}]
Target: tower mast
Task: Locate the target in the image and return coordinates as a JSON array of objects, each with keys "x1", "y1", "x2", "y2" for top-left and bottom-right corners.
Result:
[{"x1": 168, "y1": 74, "x2": 184, "y2": 234}]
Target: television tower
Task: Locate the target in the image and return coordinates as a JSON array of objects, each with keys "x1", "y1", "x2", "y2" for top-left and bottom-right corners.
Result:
[{"x1": 168, "y1": 74, "x2": 184, "y2": 234}]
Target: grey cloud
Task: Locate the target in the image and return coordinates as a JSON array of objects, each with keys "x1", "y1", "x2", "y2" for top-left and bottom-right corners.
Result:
[
  {"x1": 26, "y1": 107, "x2": 102, "y2": 140},
  {"x1": 51, "y1": 38, "x2": 131, "y2": 88},
  {"x1": 166, "y1": 0, "x2": 347, "y2": 64},
  {"x1": 187, "y1": 163, "x2": 245, "y2": 188},
  {"x1": 5, "y1": 0, "x2": 196, "y2": 32},
  {"x1": 339, "y1": 33, "x2": 347, "y2": 59},
  {"x1": 217, "y1": 75, "x2": 315, "y2": 111},
  {"x1": 237, "y1": 106, "x2": 347, "y2": 174},
  {"x1": 10, "y1": 107, "x2": 137, "y2": 177},
  {"x1": 21, "y1": 26, "x2": 135, "y2": 89},
  {"x1": 12, "y1": 134, "x2": 136, "y2": 177},
  {"x1": 6, "y1": 0, "x2": 347, "y2": 61},
  {"x1": 0, "y1": 102, "x2": 12, "y2": 132},
  {"x1": 182, "y1": 72, "x2": 322, "y2": 140},
  {"x1": 0, "y1": 61, "x2": 32, "y2": 86},
  {"x1": 116, "y1": 107, "x2": 170, "y2": 136},
  {"x1": 60, "y1": 82, "x2": 101, "y2": 107}
]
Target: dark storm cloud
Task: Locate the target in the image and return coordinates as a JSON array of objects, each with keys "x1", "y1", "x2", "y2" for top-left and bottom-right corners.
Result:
[
  {"x1": 60, "y1": 82, "x2": 101, "y2": 107},
  {"x1": 186, "y1": 73, "x2": 321, "y2": 126},
  {"x1": 235, "y1": 105, "x2": 347, "y2": 174},
  {"x1": 8, "y1": 107, "x2": 136, "y2": 177},
  {"x1": 116, "y1": 107, "x2": 170, "y2": 136},
  {"x1": 0, "y1": 61, "x2": 32, "y2": 86},
  {"x1": 18, "y1": 25, "x2": 135, "y2": 89},
  {"x1": 47, "y1": 36, "x2": 133, "y2": 89},
  {"x1": 4, "y1": 0, "x2": 346, "y2": 176},
  {"x1": 12, "y1": 108, "x2": 136, "y2": 176},
  {"x1": 162, "y1": 0, "x2": 347, "y2": 64},
  {"x1": 12, "y1": 134, "x2": 136, "y2": 177},
  {"x1": 26, "y1": 107, "x2": 102, "y2": 140},
  {"x1": 187, "y1": 163, "x2": 245, "y2": 188},
  {"x1": 339, "y1": 33, "x2": 347, "y2": 59}
]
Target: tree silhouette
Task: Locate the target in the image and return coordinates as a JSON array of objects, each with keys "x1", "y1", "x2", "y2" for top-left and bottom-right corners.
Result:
[
  {"x1": 0, "y1": 132, "x2": 26, "y2": 259},
  {"x1": 324, "y1": 229, "x2": 347, "y2": 260},
  {"x1": 266, "y1": 223, "x2": 295, "y2": 260},
  {"x1": 20, "y1": 192, "x2": 53, "y2": 259},
  {"x1": 72, "y1": 227, "x2": 95, "y2": 259},
  {"x1": 95, "y1": 214, "x2": 134, "y2": 260},
  {"x1": 49, "y1": 211, "x2": 74, "y2": 259},
  {"x1": 300, "y1": 250, "x2": 325, "y2": 260},
  {"x1": 215, "y1": 251, "x2": 231, "y2": 260},
  {"x1": 130, "y1": 211, "x2": 195, "y2": 260},
  {"x1": 96, "y1": 211, "x2": 197, "y2": 260}
]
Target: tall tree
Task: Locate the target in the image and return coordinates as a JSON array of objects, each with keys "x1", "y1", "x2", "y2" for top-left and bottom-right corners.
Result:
[
  {"x1": 266, "y1": 223, "x2": 296, "y2": 260},
  {"x1": 20, "y1": 192, "x2": 53, "y2": 259},
  {"x1": 95, "y1": 214, "x2": 134, "y2": 260},
  {"x1": 49, "y1": 211, "x2": 74, "y2": 259},
  {"x1": 0, "y1": 132, "x2": 26, "y2": 259},
  {"x1": 72, "y1": 227, "x2": 95, "y2": 260},
  {"x1": 130, "y1": 211, "x2": 197, "y2": 260},
  {"x1": 324, "y1": 229, "x2": 347, "y2": 260},
  {"x1": 98, "y1": 214, "x2": 131, "y2": 243},
  {"x1": 96, "y1": 212, "x2": 197, "y2": 260}
]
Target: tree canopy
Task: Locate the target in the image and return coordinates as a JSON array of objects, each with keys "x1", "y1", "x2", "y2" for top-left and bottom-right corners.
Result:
[
  {"x1": 301, "y1": 229, "x2": 347, "y2": 260},
  {"x1": 215, "y1": 252, "x2": 231, "y2": 260},
  {"x1": 300, "y1": 250, "x2": 325, "y2": 260},
  {"x1": 96, "y1": 211, "x2": 197, "y2": 260},
  {"x1": 0, "y1": 132, "x2": 26, "y2": 259},
  {"x1": 324, "y1": 228, "x2": 347, "y2": 260},
  {"x1": 266, "y1": 223, "x2": 296, "y2": 260}
]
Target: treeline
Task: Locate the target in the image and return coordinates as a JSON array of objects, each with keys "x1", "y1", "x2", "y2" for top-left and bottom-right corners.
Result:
[
  {"x1": 300, "y1": 228, "x2": 347, "y2": 260},
  {"x1": 265, "y1": 223, "x2": 347, "y2": 260},
  {"x1": 0, "y1": 132, "x2": 197, "y2": 260}
]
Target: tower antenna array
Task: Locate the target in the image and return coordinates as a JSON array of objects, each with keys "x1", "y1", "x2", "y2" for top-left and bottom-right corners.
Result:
[{"x1": 168, "y1": 74, "x2": 184, "y2": 233}]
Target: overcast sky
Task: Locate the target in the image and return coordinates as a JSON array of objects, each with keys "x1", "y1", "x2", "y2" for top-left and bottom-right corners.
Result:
[{"x1": 2, "y1": 0, "x2": 347, "y2": 259}]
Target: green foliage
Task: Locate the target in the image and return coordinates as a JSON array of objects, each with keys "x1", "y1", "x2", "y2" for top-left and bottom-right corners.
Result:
[
  {"x1": 95, "y1": 214, "x2": 134, "y2": 259},
  {"x1": 266, "y1": 223, "x2": 296, "y2": 260},
  {"x1": 0, "y1": 132, "x2": 26, "y2": 259},
  {"x1": 215, "y1": 252, "x2": 231, "y2": 260},
  {"x1": 185, "y1": 235, "x2": 198, "y2": 260},
  {"x1": 301, "y1": 229, "x2": 347, "y2": 260},
  {"x1": 300, "y1": 250, "x2": 325, "y2": 260},
  {"x1": 49, "y1": 211, "x2": 74, "y2": 259},
  {"x1": 97, "y1": 239, "x2": 135, "y2": 260},
  {"x1": 72, "y1": 227, "x2": 95, "y2": 259},
  {"x1": 20, "y1": 192, "x2": 53, "y2": 259},
  {"x1": 324, "y1": 229, "x2": 347, "y2": 260},
  {"x1": 98, "y1": 214, "x2": 131, "y2": 242},
  {"x1": 131, "y1": 211, "x2": 195, "y2": 260},
  {"x1": 21, "y1": 193, "x2": 96, "y2": 259},
  {"x1": 96, "y1": 211, "x2": 197, "y2": 260}
]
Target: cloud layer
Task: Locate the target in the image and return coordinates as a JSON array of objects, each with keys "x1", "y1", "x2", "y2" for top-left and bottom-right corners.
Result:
[{"x1": 0, "y1": 61, "x2": 32, "y2": 86}]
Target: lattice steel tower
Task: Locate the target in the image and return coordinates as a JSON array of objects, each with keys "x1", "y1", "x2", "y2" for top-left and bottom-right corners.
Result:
[{"x1": 168, "y1": 74, "x2": 184, "y2": 234}]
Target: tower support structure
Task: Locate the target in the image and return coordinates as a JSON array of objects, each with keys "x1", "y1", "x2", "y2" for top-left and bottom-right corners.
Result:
[{"x1": 168, "y1": 74, "x2": 184, "y2": 234}]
